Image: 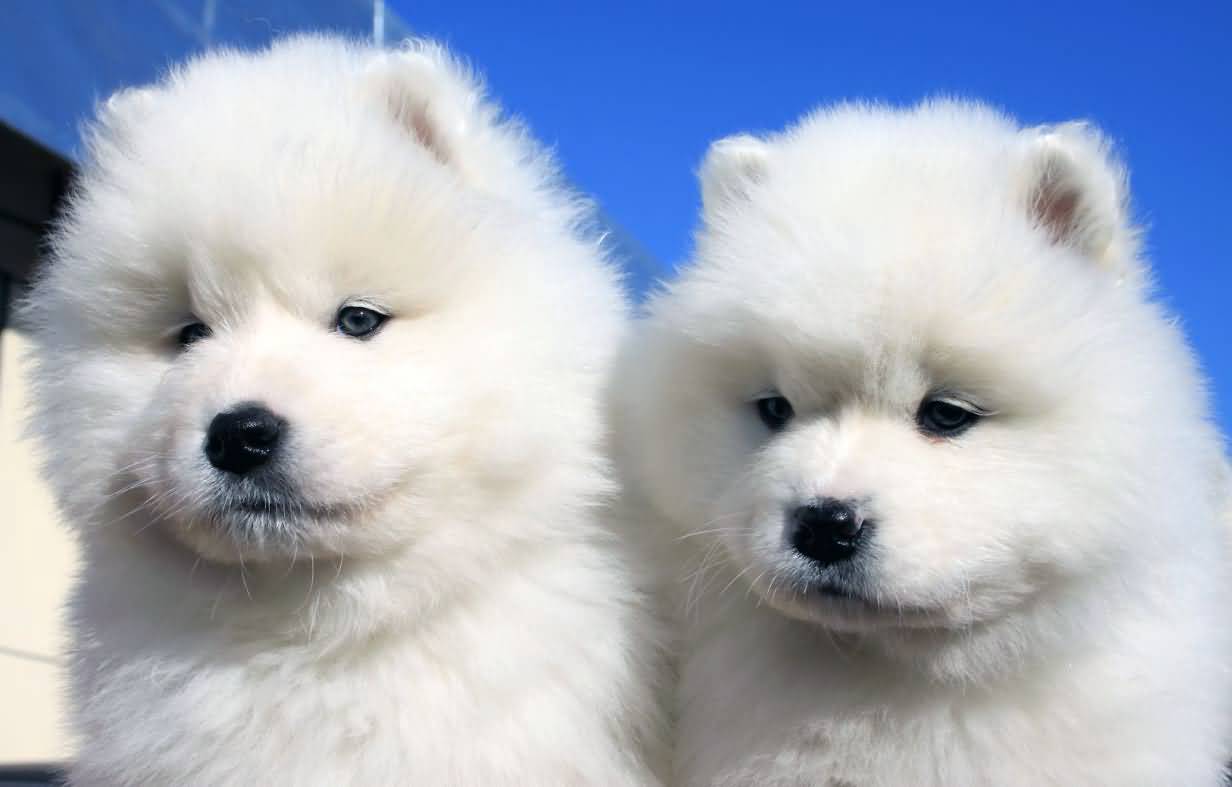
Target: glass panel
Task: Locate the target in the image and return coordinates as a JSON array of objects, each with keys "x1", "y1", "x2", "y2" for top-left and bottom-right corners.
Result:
[{"x1": 0, "y1": 0, "x2": 411, "y2": 157}]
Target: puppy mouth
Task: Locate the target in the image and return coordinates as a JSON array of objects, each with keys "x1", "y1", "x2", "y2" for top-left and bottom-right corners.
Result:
[
  {"x1": 767, "y1": 572, "x2": 952, "y2": 629},
  {"x1": 812, "y1": 580, "x2": 863, "y2": 602},
  {"x1": 114, "y1": 457, "x2": 373, "y2": 562},
  {"x1": 177, "y1": 491, "x2": 358, "y2": 562},
  {"x1": 810, "y1": 583, "x2": 920, "y2": 614},
  {"x1": 204, "y1": 468, "x2": 357, "y2": 524},
  {"x1": 222, "y1": 494, "x2": 352, "y2": 521},
  {"x1": 813, "y1": 590, "x2": 951, "y2": 629},
  {"x1": 801, "y1": 577, "x2": 893, "y2": 611}
]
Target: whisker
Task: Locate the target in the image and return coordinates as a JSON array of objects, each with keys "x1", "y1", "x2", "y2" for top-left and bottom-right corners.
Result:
[
  {"x1": 716, "y1": 563, "x2": 755, "y2": 599},
  {"x1": 236, "y1": 549, "x2": 252, "y2": 601},
  {"x1": 209, "y1": 576, "x2": 229, "y2": 621},
  {"x1": 676, "y1": 510, "x2": 751, "y2": 542}
]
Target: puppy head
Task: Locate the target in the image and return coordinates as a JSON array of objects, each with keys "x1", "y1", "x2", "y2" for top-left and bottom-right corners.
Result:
[
  {"x1": 26, "y1": 37, "x2": 623, "y2": 569},
  {"x1": 622, "y1": 101, "x2": 1219, "y2": 649}
]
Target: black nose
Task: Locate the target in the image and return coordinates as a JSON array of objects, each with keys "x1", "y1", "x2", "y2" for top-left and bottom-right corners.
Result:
[
  {"x1": 204, "y1": 404, "x2": 284, "y2": 475},
  {"x1": 790, "y1": 498, "x2": 867, "y2": 566}
]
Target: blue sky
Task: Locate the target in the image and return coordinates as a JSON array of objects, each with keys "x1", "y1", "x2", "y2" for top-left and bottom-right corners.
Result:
[
  {"x1": 393, "y1": 0, "x2": 1231, "y2": 433},
  {"x1": 2, "y1": 2, "x2": 1225, "y2": 432}
]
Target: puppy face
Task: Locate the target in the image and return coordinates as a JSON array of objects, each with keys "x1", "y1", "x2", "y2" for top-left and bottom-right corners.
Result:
[
  {"x1": 27, "y1": 38, "x2": 622, "y2": 567},
  {"x1": 624, "y1": 102, "x2": 1214, "y2": 637}
]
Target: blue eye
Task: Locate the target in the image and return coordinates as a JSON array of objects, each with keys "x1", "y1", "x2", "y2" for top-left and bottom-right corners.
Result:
[
  {"x1": 755, "y1": 395, "x2": 794, "y2": 431},
  {"x1": 177, "y1": 322, "x2": 212, "y2": 349},
  {"x1": 336, "y1": 305, "x2": 389, "y2": 339},
  {"x1": 917, "y1": 399, "x2": 981, "y2": 437}
]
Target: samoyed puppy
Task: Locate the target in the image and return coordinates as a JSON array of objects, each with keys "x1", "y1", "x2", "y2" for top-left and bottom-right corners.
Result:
[
  {"x1": 23, "y1": 36, "x2": 665, "y2": 786},
  {"x1": 614, "y1": 101, "x2": 1232, "y2": 786}
]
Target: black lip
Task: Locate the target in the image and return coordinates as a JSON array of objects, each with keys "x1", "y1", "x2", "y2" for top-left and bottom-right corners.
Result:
[
  {"x1": 814, "y1": 581, "x2": 859, "y2": 600},
  {"x1": 233, "y1": 497, "x2": 297, "y2": 514},
  {"x1": 218, "y1": 494, "x2": 350, "y2": 522},
  {"x1": 804, "y1": 580, "x2": 944, "y2": 622}
]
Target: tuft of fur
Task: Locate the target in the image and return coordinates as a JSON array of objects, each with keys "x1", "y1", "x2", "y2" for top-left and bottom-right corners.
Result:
[
  {"x1": 614, "y1": 100, "x2": 1232, "y2": 786},
  {"x1": 23, "y1": 35, "x2": 665, "y2": 786}
]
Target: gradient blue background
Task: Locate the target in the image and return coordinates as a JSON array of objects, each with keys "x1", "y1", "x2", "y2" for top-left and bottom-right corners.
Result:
[{"x1": 393, "y1": 0, "x2": 1231, "y2": 434}]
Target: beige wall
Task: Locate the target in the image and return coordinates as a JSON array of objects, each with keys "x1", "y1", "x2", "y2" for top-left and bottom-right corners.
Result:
[{"x1": 0, "y1": 328, "x2": 76, "y2": 763}]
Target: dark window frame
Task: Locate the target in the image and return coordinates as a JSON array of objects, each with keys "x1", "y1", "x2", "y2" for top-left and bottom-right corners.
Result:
[{"x1": 0, "y1": 121, "x2": 71, "y2": 332}]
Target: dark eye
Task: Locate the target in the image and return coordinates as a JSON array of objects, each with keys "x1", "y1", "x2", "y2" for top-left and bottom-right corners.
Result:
[
  {"x1": 336, "y1": 305, "x2": 388, "y2": 339},
  {"x1": 177, "y1": 322, "x2": 212, "y2": 349},
  {"x1": 755, "y1": 395, "x2": 795, "y2": 431},
  {"x1": 917, "y1": 398, "x2": 981, "y2": 437}
]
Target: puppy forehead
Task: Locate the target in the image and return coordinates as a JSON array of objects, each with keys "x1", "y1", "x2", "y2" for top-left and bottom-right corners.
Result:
[
  {"x1": 71, "y1": 141, "x2": 475, "y2": 328},
  {"x1": 668, "y1": 239, "x2": 1067, "y2": 414},
  {"x1": 679, "y1": 165, "x2": 1115, "y2": 403}
]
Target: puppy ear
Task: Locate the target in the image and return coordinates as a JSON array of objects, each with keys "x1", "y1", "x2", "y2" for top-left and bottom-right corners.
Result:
[
  {"x1": 369, "y1": 41, "x2": 485, "y2": 167},
  {"x1": 1018, "y1": 122, "x2": 1137, "y2": 272},
  {"x1": 699, "y1": 134, "x2": 770, "y2": 215},
  {"x1": 366, "y1": 39, "x2": 546, "y2": 199},
  {"x1": 98, "y1": 86, "x2": 160, "y2": 130}
]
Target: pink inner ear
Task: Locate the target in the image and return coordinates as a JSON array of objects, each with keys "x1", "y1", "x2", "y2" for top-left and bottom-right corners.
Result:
[
  {"x1": 1031, "y1": 160, "x2": 1083, "y2": 247},
  {"x1": 388, "y1": 89, "x2": 450, "y2": 166},
  {"x1": 1036, "y1": 184, "x2": 1081, "y2": 245},
  {"x1": 408, "y1": 104, "x2": 448, "y2": 164}
]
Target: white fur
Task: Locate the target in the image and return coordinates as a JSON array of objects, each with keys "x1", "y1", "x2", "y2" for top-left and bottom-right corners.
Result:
[
  {"x1": 614, "y1": 100, "x2": 1232, "y2": 786},
  {"x1": 23, "y1": 36, "x2": 665, "y2": 786}
]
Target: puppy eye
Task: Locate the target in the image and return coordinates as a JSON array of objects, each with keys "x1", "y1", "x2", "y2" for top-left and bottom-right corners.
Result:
[
  {"x1": 336, "y1": 305, "x2": 389, "y2": 339},
  {"x1": 177, "y1": 322, "x2": 212, "y2": 349},
  {"x1": 917, "y1": 398, "x2": 982, "y2": 437},
  {"x1": 755, "y1": 394, "x2": 795, "y2": 431}
]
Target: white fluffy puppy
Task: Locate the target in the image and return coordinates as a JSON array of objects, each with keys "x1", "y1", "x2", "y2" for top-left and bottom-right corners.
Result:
[
  {"x1": 24, "y1": 36, "x2": 664, "y2": 786},
  {"x1": 615, "y1": 101, "x2": 1232, "y2": 786}
]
